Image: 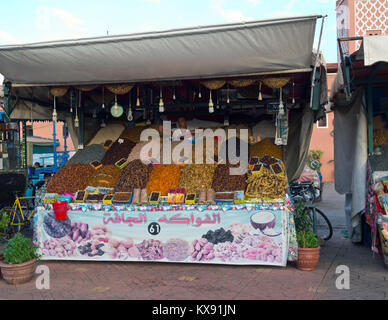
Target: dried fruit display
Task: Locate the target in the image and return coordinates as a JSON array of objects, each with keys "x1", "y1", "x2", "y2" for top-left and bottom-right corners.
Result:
[
  {"x1": 101, "y1": 138, "x2": 136, "y2": 165},
  {"x1": 163, "y1": 239, "x2": 190, "y2": 261},
  {"x1": 189, "y1": 238, "x2": 215, "y2": 261},
  {"x1": 136, "y1": 239, "x2": 164, "y2": 260},
  {"x1": 245, "y1": 168, "x2": 288, "y2": 199},
  {"x1": 43, "y1": 212, "x2": 72, "y2": 239},
  {"x1": 127, "y1": 141, "x2": 161, "y2": 163},
  {"x1": 42, "y1": 238, "x2": 77, "y2": 258},
  {"x1": 239, "y1": 234, "x2": 282, "y2": 263},
  {"x1": 214, "y1": 242, "x2": 241, "y2": 262},
  {"x1": 374, "y1": 128, "x2": 388, "y2": 147},
  {"x1": 120, "y1": 125, "x2": 158, "y2": 142},
  {"x1": 68, "y1": 144, "x2": 107, "y2": 165},
  {"x1": 212, "y1": 162, "x2": 247, "y2": 192},
  {"x1": 178, "y1": 164, "x2": 216, "y2": 194},
  {"x1": 105, "y1": 238, "x2": 140, "y2": 260},
  {"x1": 146, "y1": 165, "x2": 182, "y2": 196},
  {"x1": 78, "y1": 242, "x2": 106, "y2": 257},
  {"x1": 90, "y1": 225, "x2": 113, "y2": 243},
  {"x1": 249, "y1": 138, "x2": 283, "y2": 160},
  {"x1": 68, "y1": 222, "x2": 91, "y2": 243},
  {"x1": 88, "y1": 165, "x2": 121, "y2": 188},
  {"x1": 202, "y1": 228, "x2": 234, "y2": 245},
  {"x1": 46, "y1": 163, "x2": 95, "y2": 194},
  {"x1": 115, "y1": 160, "x2": 153, "y2": 192}
]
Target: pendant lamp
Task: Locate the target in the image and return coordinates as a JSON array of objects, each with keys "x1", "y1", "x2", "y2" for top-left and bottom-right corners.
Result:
[
  {"x1": 159, "y1": 86, "x2": 165, "y2": 113},
  {"x1": 209, "y1": 90, "x2": 214, "y2": 114}
]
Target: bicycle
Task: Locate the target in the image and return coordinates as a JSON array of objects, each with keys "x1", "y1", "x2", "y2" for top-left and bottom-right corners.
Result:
[
  {"x1": 3, "y1": 196, "x2": 35, "y2": 238},
  {"x1": 291, "y1": 182, "x2": 333, "y2": 241}
]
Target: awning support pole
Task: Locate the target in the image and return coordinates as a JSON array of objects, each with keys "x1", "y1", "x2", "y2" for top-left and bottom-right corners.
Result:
[
  {"x1": 310, "y1": 15, "x2": 326, "y2": 109},
  {"x1": 53, "y1": 120, "x2": 57, "y2": 171}
]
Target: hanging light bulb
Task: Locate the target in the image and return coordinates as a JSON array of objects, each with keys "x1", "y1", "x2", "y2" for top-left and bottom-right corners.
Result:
[
  {"x1": 279, "y1": 87, "x2": 285, "y2": 116},
  {"x1": 136, "y1": 86, "x2": 141, "y2": 107},
  {"x1": 70, "y1": 91, "x2": 73, "y2": 113},
  {"x1": 292, "y1": 81, "x2": 296, "y2": 104},
  {"x1": 102, "y1": 87, "x2": 105, "y2": 109},
  {"x1": 159, "y1": 86, "x2": 165, "y2": 113},
  {"x1": 209, "y1": 90, "x2": 214, "y2": 114},
  {"x1": 227, "y1": 84, "x2": 230, "y2": 104},
  {"x1": 52, "y1": 96, "x2": 58, "y2": 122},
  {"x1": 173, "y1": 86, "x2": 176, "y2": 101},
  {"x1": 127, "y1": 94, "x2": 133, "y2": 122},
  {"x1": 113, "y1": 95, "x2": 119, "y2": 112},
  {"x1": 258, "y1": 82, "x2": 263, "y2": 101},
  {"x1": 198, "y1": 83, "x2": 202, "y2": 99},
  {"x1": 75, "y1": 91, "x2": 80, "y2": 128},
  {"x1": 74, "y1": 113, "x2": 79, "y2": 128}
]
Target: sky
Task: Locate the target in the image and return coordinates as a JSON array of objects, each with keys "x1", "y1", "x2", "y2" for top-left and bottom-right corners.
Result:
[{"x1": 0, "y1": 0, "x2": 337, "y2": 82}]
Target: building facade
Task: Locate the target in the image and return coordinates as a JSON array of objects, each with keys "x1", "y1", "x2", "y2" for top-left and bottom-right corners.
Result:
[{"x1": 310, "y1": 0, "x2": 388, "y2": 183}]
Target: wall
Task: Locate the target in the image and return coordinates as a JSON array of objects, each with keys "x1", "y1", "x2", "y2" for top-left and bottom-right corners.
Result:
[{"x1": 30, "y1": 121, "x2": 74, "y2": 152}]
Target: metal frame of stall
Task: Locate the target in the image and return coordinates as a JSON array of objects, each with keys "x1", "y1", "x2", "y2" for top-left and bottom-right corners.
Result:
[{"x1": 338, "y1": 36, "x2": 388, "y2": 155}]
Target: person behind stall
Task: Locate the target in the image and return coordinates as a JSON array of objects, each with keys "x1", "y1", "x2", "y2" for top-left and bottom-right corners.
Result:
[
  {"x1": 28, "y1": 162, "x2": 41, "y2": 177},
  {"x1": 158, "y1": 116, "x2": 195, "y2": 141}
]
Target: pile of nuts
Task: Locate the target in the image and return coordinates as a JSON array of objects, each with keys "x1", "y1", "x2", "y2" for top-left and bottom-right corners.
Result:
[
  {"x1": 47, "y1": 163, "x2": 95, "y2": 194},
  {"x1": 178, "y1": 164, "x2": 216, "y2": 194}
]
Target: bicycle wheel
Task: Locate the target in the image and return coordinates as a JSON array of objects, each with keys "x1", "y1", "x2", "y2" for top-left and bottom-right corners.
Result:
[{"x1": 314, "y1": 208, "x2": 333, "y2": 241}]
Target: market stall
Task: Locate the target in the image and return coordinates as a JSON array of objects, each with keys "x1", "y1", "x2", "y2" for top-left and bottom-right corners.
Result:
[
  {"x1": 0, "y1": 15, "x2": 328, "y2": 266},
  {"x1": 333, "y1": 35, "x2": 388, "y2": 265}
]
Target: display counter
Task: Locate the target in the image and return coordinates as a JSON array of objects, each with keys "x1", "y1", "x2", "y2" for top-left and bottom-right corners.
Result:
[{"x1": 34, "y1": 201, "x2": 297, "y2": 267}]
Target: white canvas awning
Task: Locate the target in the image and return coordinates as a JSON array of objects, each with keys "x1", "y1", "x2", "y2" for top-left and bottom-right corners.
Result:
[
  {"x1": 363, "y1": 35, "x2": 388, "y2": 66},
  {"x1": 0, "y1": 15, "x2": 319, "y2": 86}
]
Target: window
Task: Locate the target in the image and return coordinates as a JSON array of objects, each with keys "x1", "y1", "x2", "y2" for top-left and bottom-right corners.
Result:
[
  {"x1": 366, "y1": 30, "x2": 382, "y2": 36},
  {"x1": 317, "y1": 114, "x2": 328, "y2": 129}
]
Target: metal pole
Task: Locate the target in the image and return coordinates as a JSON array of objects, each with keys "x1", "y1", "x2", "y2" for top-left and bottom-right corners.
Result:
[
  {"x1": 53, "y1": 120, "x2": 57, "y2": 170},
  {"x1": 310, "y1": 15, "x2": 326, "y2": 109}
]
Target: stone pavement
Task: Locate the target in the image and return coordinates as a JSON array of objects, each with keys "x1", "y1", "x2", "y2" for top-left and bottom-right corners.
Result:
[{"x1": 0, "y1": 183, "x2": 386, "y2": 300}]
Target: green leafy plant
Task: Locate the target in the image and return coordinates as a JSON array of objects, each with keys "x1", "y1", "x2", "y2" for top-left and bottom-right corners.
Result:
[
  {"x1": 297, "y1": 230, "x2": 319, "y2": 248},
  {"x1": 308, "y1": 150, "x2": 323, "y2": 171},
  {"x1": 3, "y1": 233, "x2": 40, "y2": 265},
  {"x1": 294, "y1": 201, "x2": 313, "y2": 232},
  {"x1": 0, "y1": 211, "x2": 10, "y2": 234}
]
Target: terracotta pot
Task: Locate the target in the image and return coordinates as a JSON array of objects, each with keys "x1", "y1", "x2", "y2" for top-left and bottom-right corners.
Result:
[
  {"x1": 0, "y1": 259, "x2": 37, "y2": 285},
  {"x1": 296, "y1": 247, "x2": 320, "y2": 271}
]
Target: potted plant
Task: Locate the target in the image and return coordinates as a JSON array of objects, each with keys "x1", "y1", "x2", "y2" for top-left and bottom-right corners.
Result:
[
  {"x1": 0, "y1": 233, "x2": 40, "y2": 285},
  {"x1": 294, "y1": 201, "x2": 320, "y2": 271},
  {"x1": 296, "y1": 230, "x2": 320, "y2": 271}
]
